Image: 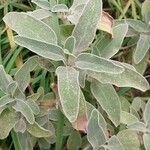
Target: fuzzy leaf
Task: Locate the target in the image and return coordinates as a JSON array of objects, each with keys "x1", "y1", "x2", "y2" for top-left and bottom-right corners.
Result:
[
  {"x1": 26, "y1": 122, "x2": 51, "y2": 138},
  {"x1": 144, "y1": 100, "x2": 150, "y2": 125},
  {"x1": 14, "y1": 36, "x2": 65, "y2": 61},
  {"x1": 52, "y1": 4, "x2": 69, "y2": 12},
  {"x1": 72, "y1": 0, "x2": 102, "y2": 54},
  {"x1": 133, "y1": 34, "x2": 150, "y2": 64},
  {"x1": 0, "y1": 109, "x2": 19, "y2": 139},
  {"x1": 88, "y1": 62, "x2": 149, "y2": 92},
  {"x1": 3, "y1": 12, "x2": 57, "y2": 44},
  {"x1": 13, "y1": 100, "x2": 35, "y2": 124},
  {"x1": 143, "y1": 133, "x2": 150, "y2": 150},
  {"x1": 75, "y1": 53, "x2": 124, "y2": 74},
  {"x1": 70, "y1": 0, "x2": 87, "y2": 10},
  {"x1": 56, "y1": 66, "x2": 80, "y2": 122},
  {"x1": 14, "y1": 118, "x2": 26, "y2": 133},
  {"x1": 0, "y1": 95, "x2": 15, "y2": 108},
  {"x1": 127, "y1": 122, "x2": 147, "y2": 132},
  {"x1": 87, "y1": 109, "x2": 106, "y2": 149},
  {"x1": 64, "y1": 36, "x2": 76, "y2": 53},
  {"x1": 91, "y1": 81, "x2": 121, "y2": 126},
  {"x1": 142, "y1": 0, "x2": 150, "y2": 23},
  {"x1": 31, "y1": 0, "x2": 51, "y2": 10}
]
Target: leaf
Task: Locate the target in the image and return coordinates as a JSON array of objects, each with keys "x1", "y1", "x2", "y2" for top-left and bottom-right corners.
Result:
[
  {"x1": 142, "y1": 0, "x2": 150, "y2": 23},
  {"x1": 14, "y1": 36, "x2": 65, "y2": 61},
  {"x1": 70, "y1": 0, "x2": 87, "y2": 10},
  {"x1": 120, "y1": 111, "x2": 139, "y2": 125},
  {"x1": 88, "y1": 61, "x2": 149, "y2": 92},
  {"x1": 0, "y1": 109, "x2": 19, "y2": 139},
  {"x1": 107, "y1": 135, "x2": 124, "y2": 150},
  {"x1": 13, "y1": 100, "x2": 35, "y2": 124},
  {"x1": 144, "y1": 99, "x2": 150, "y2": 125},
  {"x1": 0, "y1": 95, "x2": 15, "y2": 108},
  {"x1": 97, "y1": 11, "x2": 114, "y2": 35},
  {"x1": 143, "y1": 133, "x2": 150, "y2": 150},
  {"x1": 99, "y1": 24, "x2": 128, "y2": 58},
  {"x1": 133, "y1": 34, "x2": 150, "y2": 64},
  {"x1": 67, "y1": 131, "x2": 82, "y2": 150},
  {"x1": 26, "y1": 122, "x2": 51, "y2": 138},
  {"x1": 3, "y1": 12, "x2": 57, "y2": 44},
  {"x1": 87, "y1": 109, "x2": 106, "y2": 150},
  {"x1": 31, "y1": 0, "x2": 51, "y2": 10},
  {"x1": 127, "y1": 122, "x2": 147, "y2": 132},
  {"x1": 78, "y1": 70, "x2": 86, "y2": 88},
  {"x1": 117, "y1": 130, "x2": 140, "y2": 150},
  {"x1": 14, "y1": 118, "x2": 26, "y2": 133},
  {"x1": 56, "y1": 66, "x2": 80, "y2": 122},
  {"x1": 91, "y1": 81, "x2": 121, "y2": 126},
  {"x1": 0, "y1": 65, "x2": 12, "y2": 93},
  {"x1": 72, "y1": 0, "x2": 102, "y2": 54},
  {"x1": 75, "y1": 53, "x2": 124, "y2": 74},
  {"x1": 51, "y1": 4, "x2": 69, "y2": 12},
  {"x1": 72, "y1": 91, "x2": 87, "y2": 132},
  {"x1": 64, "y1": 36, "x2": 76, "y2": 53}
]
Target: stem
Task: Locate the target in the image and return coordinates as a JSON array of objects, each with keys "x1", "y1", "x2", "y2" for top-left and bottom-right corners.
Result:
[
  {"x1": 11, "y1": 130, "x2": 22, "y2": 150},
  {"x1": 55, "y1": 110, "x2": 64, "y2": 150}
]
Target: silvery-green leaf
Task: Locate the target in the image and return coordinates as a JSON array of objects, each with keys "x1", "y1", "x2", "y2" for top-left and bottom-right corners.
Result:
[
  {"x1": 67, "y1": 131, "x2": 82, "y2": 150},
  {"x1": 88, "y1": 62, "x2": 149, "y2": 92},
  {"x1": 75, "y1": 53, "x2": 124, "y2": 74},
  {"x1": 125, "y1": 19, "x2": 150, "y2": 33},
  {"x1": 64, "y1": 36, "x2": 76, "y2": 53},
  {"x1": 15, "y1": 56, "x2": 39, "y2": 92},
  {"x1": 91, "y1": 81, "x2": 121, "y2": 126},
  {"x1": 14, "y1": 36, "x2": 65, "y2": 61},
  {"x1": 116, "y1": 129, "x2": 140, "y2": 150},
  {"x1": 0, "y1": 106, "x2": 6, "y2": 115},
  {"x1": 87, "y1": 109, "x2": 106, "y2": 150},
  {"x1": 72, "y1": 0, "x2": 102, "y2": 54},
  {"x1": 144, "y1": 100, "x2": 150, "y2": 125},
  {"x1": 56, "y1": 66, "x2": 80, "y2": 122},
  {"x1": 107, "y1": 135, "x2": 124, "y2": 150},
  {"x1": 26, "y1": 122, "x2": 51, "y2": 138},
  {"x1": 120, "y1": 96, "x2": 130, "y2": 112},
  {"x1": 143, "y1": 133, "x2": 150, "y2": 150},
  {"x1": 26, "y1": 99, "x2": 40, "y2": 115},
  {"x1": 3, "y1": 12, "x2": 57, "y2": 44},
  {"x1": 99, "y1": 24, "x2": 128, "y2": 58},
  {"x1": 120, "y1": 111, "x2": 139, "y2": 125},
  {"x1": 13, "y1": 100, "x2": 35, "y2": 124},
  {"x1": 0, "y1": 95, "x2": 15, "y2": 108},
  {"x1": 0, "y1": 65, "x2": 12, "y2": 93},
  {"x1": 133, "y1": 34, "x2": 150, "y2": 64},
  {"x1": 127, "y1": 122, "x2": 147, "y2": 132},
  {"x1": 27, "y1": 9, "x2": 51, "y2": 20},
  {"x1": 51, "y1": 4, "x2": 69, "y2": 12},
  {"x1": 0, "y1": 109, "x2": 19, "y2": 139},
  {"x1": 142, "y1": 0, "x2": 150, "y2": 23},
  {"x1": 70, "y1": 0, "x2": 87, "y2": 10},
  {"x1": 31, "y1": 0, "x2": 51, "y2": 10},
  {"x1": 14, "y1": 118, "x2": 26, "y2": 133},
  {"x1": 79, "y1": 70, "x2": 86, "y2": 88}
]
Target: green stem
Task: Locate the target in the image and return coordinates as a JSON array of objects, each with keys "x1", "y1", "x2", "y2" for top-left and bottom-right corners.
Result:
[
  {"x1": 55, "y1": 110, "x2": 64, "y2": 150},
  {"x1": 11, "y1": 130, "x2": 22, "y2": 150}
]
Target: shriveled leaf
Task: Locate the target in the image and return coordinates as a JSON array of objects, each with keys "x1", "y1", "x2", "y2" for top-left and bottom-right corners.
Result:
[
  {"x1": 144, "y1": 99, "x2": 150, "y2": 125},
  {"x1": 107, "y1": 135, "x2": 124, "y2": 150},
  {"x1": 0, "y1": 109, "x2": 19, "y2": 139},
  {"x1": 120, "y1": 111, "x2": 139, "y2": 125},
  {"x1": 87, "y1": 109, "x2": 106, "y2": 149},
  {"x1": 31, "y1": 0, "x2": 51, "y2": 10},
  {"x1": 3, "y1": 12, "x2": 57, "y2": 44},
  {"x1": 75, "y1": 53, "x2": 124, "y2": 74},
  {"x1": 72, "y1": 91, "x2": 87, "y2": 132},
  {"x1": 127, "y1": 122, "x2": 147, "y2": 132},
  {"x1": 72, "y1": 0, "x2": 102, "y2": 54},
  {"x1": 91, "y1": 81, "x2": 121, "y2": 126},
  {"x1": 100, "y1": 24, "x2": 128, "y2": 58},
  {"x1": 52, "y1": 4, "x2": 69, "y2": 12},
  {"x1": 88, "y1": 62, "x2": 149, "y2": 92},
  {"x1": 0, "y1": 95, "x2": 15, "y2": 108},
  {"x1": 97, "y1": 11, "x2": 114, "y2": 35},
  {"x1": 117, "y1": 130, "x2": 140, "y2": 150},
  {"x1": 64, "y1": 36, "x2": 76, "y2": 53},
  {"x1": 26, "y1": 122, "x2": 51, "y2": 138},
  {"x1": 67, "y1": 131, "x2": 82, "y2": 150},
  {"x1": 14, "y1": 118, "x2": 26, "y2": 133},
  {"x1": 133, "y1": 34, "x2": 150, "y2": 64},
  {"x1": 14, "y1": 36, "x2": 65, "y2": 61},
  {"x1": 143, "y1": 133, "x2": 150, "y2": 150},
  {"x1": 56, "y1": 66, "x2": 80, "y2": 122},
  {"x1": 13, "y1": 100, "x2": 35, "y2": 124}
]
